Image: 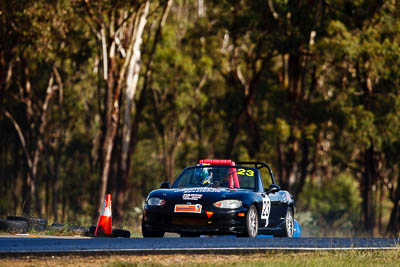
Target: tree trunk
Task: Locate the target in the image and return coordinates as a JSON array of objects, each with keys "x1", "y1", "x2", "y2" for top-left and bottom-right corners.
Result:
[
  {"x1": 4, "y1": 72, "x2": 56, "y2": 216},
  {"x1": 277, "y1": 128, "x2": 301, "y2": 194},
  {"x1": 24, "y1": 172, "x2": 33, "y2": 216},
  {"x1": 164, "y1": 146, "x2": 175, "y2": 184},
  {"x1": 225, "y1": 122, "x2": 240, "y2": 158},
  {"x1": 52, "y1": 162, "x2": 60, "y2": 222},
  {"x1": 116, "y1": 0, "x2": 173, "y2": 216},
  {"x1": 387, "y1": 172, "x2": 400, "y2": 234},
  {"x1": 98, "y1": 73, "x2": 118, "y2": 213},
  {"x1": 277, "y1": 142, "x2": 287, "y2": 188},
  {"x1": 362, "y1": 145, "x2": 377, "y2": 233},
  {"x1": 296, "y1": 135, "x2": 309, "y2": 196},
  {"x1": 98, "y1": 106, "x2": 119, "y2": 213},
  {"x1": 245, "y1": 104, "x2": 260, "y2": 158},
  {"x1": 117, "y1": 0, "x2": 150, "y2": 221},
  {"x1": 285, "y1": 130, "x2": 299, "y2": 193}
]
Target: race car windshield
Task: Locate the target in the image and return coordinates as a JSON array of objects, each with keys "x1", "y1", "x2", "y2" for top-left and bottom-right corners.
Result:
[{"x1": 172, "y1": 166, "x2": 257, "y2": 191}]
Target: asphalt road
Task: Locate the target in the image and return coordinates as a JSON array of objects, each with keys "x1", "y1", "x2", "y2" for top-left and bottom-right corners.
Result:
[{"x1": 0, "y1": 236, "x2": 399, "y2": 256}]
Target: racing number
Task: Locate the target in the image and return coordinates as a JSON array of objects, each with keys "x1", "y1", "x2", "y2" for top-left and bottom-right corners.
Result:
[
  {"x1": 261, "y1": 196, "x2": 271, "y2": 227},
  {"x1": 237, "y1": 169, "x2": 254, "y2": 176}
]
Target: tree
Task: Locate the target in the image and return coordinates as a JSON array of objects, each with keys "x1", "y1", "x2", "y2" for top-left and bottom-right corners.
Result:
[
  {"x1": 0, "y1": 0, "x2": 80, "y2": 216},
  {"x1": 317, "y1": 0, "x2": 400, "y2": 233},
  {"x1": 73, "y1": 0, "x2": 152, "y2": 213}
]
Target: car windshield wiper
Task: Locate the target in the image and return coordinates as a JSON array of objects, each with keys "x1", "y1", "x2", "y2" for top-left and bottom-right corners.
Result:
[{"x1": 213, "y1": 170, "x2": 238, "y2": 188}]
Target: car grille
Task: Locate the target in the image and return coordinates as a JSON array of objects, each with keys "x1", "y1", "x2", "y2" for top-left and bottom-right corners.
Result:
[{"x1": 170, "y1": 217, "x2": 212, "y2": 226}]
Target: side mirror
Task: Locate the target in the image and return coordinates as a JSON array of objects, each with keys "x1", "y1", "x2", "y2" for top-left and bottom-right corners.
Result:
[
  {"x1": 160, "y1": 182, "x2": 171, "y2": 189},
  {"x1": 266, "y1": 184, "x2": 280, "y2": 194}
]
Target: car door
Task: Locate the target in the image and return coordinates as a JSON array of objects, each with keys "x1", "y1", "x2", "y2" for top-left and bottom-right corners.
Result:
[{"x1": 266, "y1": 191, "x2": 282, "y2": 227}]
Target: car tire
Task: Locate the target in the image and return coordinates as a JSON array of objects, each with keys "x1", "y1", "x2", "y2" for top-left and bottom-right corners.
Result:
[
  {"x1": 87, "y1": 225, "x2": 97, "y2": 236},
  {"x1": 68, "y1": 226, "x2": 90, "y2": 236},
  {"x1": 112, "y1": 228, "x2": 131, "y2": 238},
  {"x1": 88, "y1": 225, "x2": 131, "y2": 238},
  {"x1": 141, "y1": 217, "x2": 164, "y2": 237},
  {"x1": 277, "y1": 207, "x2": 294, "y2": 237},
  {"x1": 7, "y1": 216, "x2": 48, "y2": 232},
  {"x1": 0, "y1": 219, "x2": 28, "y2": 233},
  {"x1": 242, "y1": 204, "x2": 258, "y2": 237},
  {"x1": 48, "y1": 223, "x2": 65, "y2": 232}
]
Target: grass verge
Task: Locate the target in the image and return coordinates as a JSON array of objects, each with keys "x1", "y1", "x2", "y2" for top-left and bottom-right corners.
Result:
[{"x1": 1, "y1": 250, "x2": 399, "y2": 267}]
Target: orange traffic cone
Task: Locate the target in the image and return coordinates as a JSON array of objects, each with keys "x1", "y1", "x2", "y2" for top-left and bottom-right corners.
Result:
[{"x1": 95, "y1": 194, "x2": 112, "y2": 236}]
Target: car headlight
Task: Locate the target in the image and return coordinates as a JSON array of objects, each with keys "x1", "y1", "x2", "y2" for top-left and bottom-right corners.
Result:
[
  {"x1": 147, "y1": 197, "x2": 166, "y2": 206},
  {"x1": 213, "y1": 199, "x2": 242, "y2": 209}
]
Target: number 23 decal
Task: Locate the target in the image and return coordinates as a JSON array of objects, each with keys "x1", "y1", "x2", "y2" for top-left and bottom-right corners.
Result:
[
  {"x1": 261, "y1": 196, "x2": 271, "y2": 227},
  {"x1": 237, "y1": 169, "x2": 254, "y2": 176}
]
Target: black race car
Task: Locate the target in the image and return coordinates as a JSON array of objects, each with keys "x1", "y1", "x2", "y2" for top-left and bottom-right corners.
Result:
[{"x1": 142, "y1": 159, "x2": 298, "y2": 238}]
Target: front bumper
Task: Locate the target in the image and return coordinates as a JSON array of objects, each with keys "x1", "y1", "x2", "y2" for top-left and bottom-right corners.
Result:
[{"x1": 143, "y1": 204, "x2": 248, "y2": 235}]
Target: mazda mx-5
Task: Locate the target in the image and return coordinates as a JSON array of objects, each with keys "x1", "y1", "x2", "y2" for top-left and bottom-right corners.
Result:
[{"x1": 142, "y1": 159, "x2": 300, "y2": 238}]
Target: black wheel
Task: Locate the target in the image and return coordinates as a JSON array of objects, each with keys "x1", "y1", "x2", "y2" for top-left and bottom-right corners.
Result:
[
  {"x1": 112, "y1": 228, "x2": 131, "y2": 238},
  {"x1": 26, "y1": 217, "x2": 48, "y2": 231},
  {"x1": 142, "y1": 217, "x2": 164, "y2": 237},
  {"x1": 7, "y1": 216, "x2": 48, "y2": 232},
  {"x1": 88, "y1": 225, "x2": 109, "y2": 237},
  {"x1": 48, "y1": 223, "x2": 65, "y2": 232},
  {"x1": 0, "y1": 219, "x2": 28, "y2": 233},
  {"x1": 88, "y1": 225, "x2": 97, "y2": 236},
  {"x1": 276, "y1": 207, "x2": 294, "y2": 237},
  {"x1": 242, "y1": 205, "x2": 258, "y2": 237},
  {"x1": 68, "y1": 226, "x2": 90, "y2": 236}
]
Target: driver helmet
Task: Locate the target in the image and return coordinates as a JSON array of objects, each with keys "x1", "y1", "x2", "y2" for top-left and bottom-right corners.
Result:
[{"x1": 195, "y1": 163, "x2": 212, "y2": 185}]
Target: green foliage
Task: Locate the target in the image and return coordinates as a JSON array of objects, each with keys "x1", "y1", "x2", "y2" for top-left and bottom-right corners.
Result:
[{"x1": 299, "y1": 173, "x2": 362, "y2": 231}]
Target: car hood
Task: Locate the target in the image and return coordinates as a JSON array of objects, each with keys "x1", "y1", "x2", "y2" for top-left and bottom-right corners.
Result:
[{"x1": 148, "y1": 187, "x2": 249, "y2": 206}]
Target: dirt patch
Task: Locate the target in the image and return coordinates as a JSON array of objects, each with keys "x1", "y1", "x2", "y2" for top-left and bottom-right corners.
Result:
[{"x1": 0, "y1": 254, "x2": 258, "y2": 267}]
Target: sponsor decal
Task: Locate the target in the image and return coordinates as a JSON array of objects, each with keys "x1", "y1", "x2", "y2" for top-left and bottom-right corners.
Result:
[
  {"x1": 182, "y1": 193, "x2": 203, "y2": 200},
  {"x1": 174, "y1": 204, "x2": 202, "y2": 213},
  {"x1": 173, "y1": 187, "x2": 226, "y2": 193}
]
